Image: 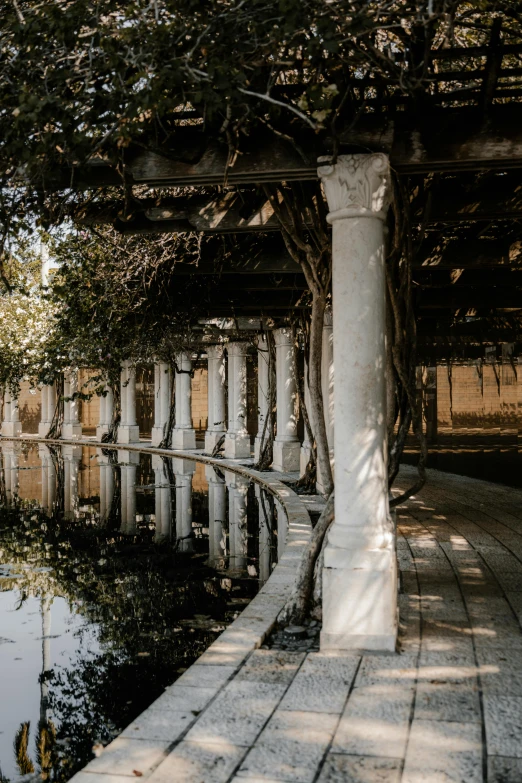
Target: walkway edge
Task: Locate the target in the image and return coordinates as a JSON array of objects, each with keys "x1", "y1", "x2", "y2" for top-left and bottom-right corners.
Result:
[{"x1": 1, "y1": 436, "x2": 312, "y2": 781}]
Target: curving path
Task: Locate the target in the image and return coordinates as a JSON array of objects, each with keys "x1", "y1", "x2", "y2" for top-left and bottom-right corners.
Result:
[{"x1": 5, "y1": 438, "x2": 521, "y2": 782}]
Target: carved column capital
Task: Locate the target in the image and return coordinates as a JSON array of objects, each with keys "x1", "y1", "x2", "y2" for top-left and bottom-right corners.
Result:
[{"x1": 317, "y1": 153, "x2": 391, "y2": 223}]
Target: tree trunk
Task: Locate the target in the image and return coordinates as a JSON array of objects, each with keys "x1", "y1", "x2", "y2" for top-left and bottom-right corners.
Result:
[
  {"x1": 277, "y1": 491, "x2": 334, "y2": 626},
  {"x1": 308, "y1": 291, "x2": 333, "y2": 498}
]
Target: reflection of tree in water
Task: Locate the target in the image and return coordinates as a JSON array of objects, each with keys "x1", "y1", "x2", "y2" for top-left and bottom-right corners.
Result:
[{"x1": 0, "y1": 502, "x2": 257, "y2": 782}]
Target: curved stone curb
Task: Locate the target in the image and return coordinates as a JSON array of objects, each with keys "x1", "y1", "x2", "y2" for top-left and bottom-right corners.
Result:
[{"x1": 1, "y1": 436, "x2": 312, "y2": 781}]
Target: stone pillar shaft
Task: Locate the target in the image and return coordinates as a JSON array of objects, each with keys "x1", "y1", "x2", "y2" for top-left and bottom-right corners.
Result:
[
  {"x1": 224, "y1": 343, "x2": 250, "y2": 459},
  {"x1": 172, "y1": 354, "x2": 196, "y2": 449},
  {"x1": 254, "y1": 335, "x2": 270, "y2": 462},
  {"x1": 2, "y1": 390, "x2": 22, "y2": 437},
  {"x1": 318, "y1": 153, "x2": 397, "y2": 653},
  {"x1": 205, "y1": 345, "x2": 226, "y2": 453},
  {"x1": 119, "y1": 362, "x2": 139, "y2": 443},
  {"x1": 272, "y1": 328, "x2": 300, "y2": 472},
  {"x1": 62, "y1": 371, "x2": 82, "y2": 439},
  {"x1": 152, "y1": 362, "x2": 172, "y2": 446}
]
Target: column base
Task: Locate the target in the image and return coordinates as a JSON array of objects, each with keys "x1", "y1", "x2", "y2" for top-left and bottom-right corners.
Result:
[
  {"x1": 224, "y1": 433, "x2": 251, "y2": 459},
  {"x1": 172, "y1": 428, "x2": 196, "y2": 450},
  {"x1": 96, "y1": 425, "x2": 109, "y2": 441},
  {"x1": 300, "y1": 442, "x2": 312, "y2": 475},
  {"x1": 118, "y1": 425, "x2": 140, "y2": 444},
  {"x1": 272, "y1": 439, "x2": 300, "y2": 472},
  {"x1": 62, "y1": 423, "x2": 82, "y2": 440},
  {"x1": 151, "y1": 426, "x2": 165, "y2": 447},
  {"x1": 1, "y1": 421, "x2": 22, "y2": 437},
  {"x1": 205, "y1": 430, "x2": 225, "y2": 454},
  {"x1": 38, "y1": 422, "x2": 50, "y2": 438},
  {"x1": 321, "y1": 546, "x2": 398, "y2": 653}
]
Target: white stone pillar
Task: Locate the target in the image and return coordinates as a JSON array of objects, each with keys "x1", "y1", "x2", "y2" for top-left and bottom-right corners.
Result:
[
  {"x1": 272, "y1": 328, "x2": 300, "y2": 472},
  {"x1": 1, "y1": 390, "x2": 22, "y2": 437},
  {"x1": 172, "y1": 354, "x2": 196, "y2": 450},
  {"x1": 62, "y1": 444, "x2": 81, "y2": 518},
  {"x1": 152, "y1": 362, "x2": 172, "y2": 446},
  {"x1": 224, "y1": 343, "x2": 251, "y2": 459},
  {"x1": 120, "y1": 450, "x2": 139, "y2": 533},
  {"x1": 173, "y1": 458, "x2": 195, "y2": 551},
  {"x1": 62, "y1": 371, "x2": 82, "y2": 439},
  {"x1": 316, "y1": 310, "x2": 335, "y2": 493},
  {"x1": 205, "y1": 465, "x2": 227, "y2": 565},
  {"x1": 318, "y1": 153, "x2": 397, "y2": 652},
  {"x1": 254, "y1": 335, "x2": 270, "y2": 462},
  {"x1": 204, "y1": 345, "x2": 226, "y2": 453},
  {"x1": 225, "y1": 470, "x2": 249, "y2": 571},
  {"x1": 119, "y1": 361, "x2": 140, "y2": 444},
  {"x1": 256, "y1": 484, "x2": 271, "y2": 583},
  {"x1": 39, "y1": 386, "x2": 48, "y2": 437},
  {"x1": 96, "y1": 386, "x2": 114, "y2": 441}
]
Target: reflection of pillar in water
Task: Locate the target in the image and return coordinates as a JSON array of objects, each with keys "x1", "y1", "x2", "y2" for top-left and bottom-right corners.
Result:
[
  {"x1": 205, "y1": 465, "x2": 226, "y2": 565},
  {"x1": 97, "y1": 449, "x2": 115, "y2": 522},
  {"x1": 40, "y1": 594, "x2": 52, "y2": 724},
  {"x1": 3, "y1": 445, "x2": 19, "y2": 504},
  {"x1": 275, "y1": 499, "x2": 288, "y2": 562},
  {"x1": 225, "y1": 470, "x2": 249, "y2": 571},
  {"x1": 119, "y1": 450, "x2": 139, "y2": 533},
  {"x1": 173, "y1": 458, "x2": 195, "y2": 551},
  {"x1": 152, "y1": 455, "x2": 172, "y2": 542},
  {"x1": 255, "y1": 484, "x2": 271, "y2": 583},
  {"x1": 62, "y1": 445, "x2": 81, "y2": 519},
  {"x1": 38, "y1": 445, "x2": 56, "y2": 513}
]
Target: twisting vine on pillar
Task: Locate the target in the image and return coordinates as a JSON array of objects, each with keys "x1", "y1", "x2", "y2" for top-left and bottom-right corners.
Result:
[
  {"x1": 386, "y1": 174, "x2": 428, "y2": 507},
  {"x1": 263, "y1": 182, "x2": 333, "y2": 498},
  {"x1": 253, "y1": 331, "x2": 276, "y2": 471}
]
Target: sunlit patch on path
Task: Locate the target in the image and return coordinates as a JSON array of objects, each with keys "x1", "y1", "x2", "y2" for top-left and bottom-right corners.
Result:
[{"x1": 70, "y1": 465, "x2": 522, "y2": 783}]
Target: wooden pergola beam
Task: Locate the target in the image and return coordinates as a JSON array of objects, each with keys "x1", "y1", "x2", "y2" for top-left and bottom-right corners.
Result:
[{"x1": 48, "y1": 104, "x2": 522, "y2": 192}]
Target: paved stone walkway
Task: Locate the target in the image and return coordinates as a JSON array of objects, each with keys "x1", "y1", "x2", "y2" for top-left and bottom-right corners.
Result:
[{"x1": 71, "y1": 465, "x2": 522, "y2": 783}]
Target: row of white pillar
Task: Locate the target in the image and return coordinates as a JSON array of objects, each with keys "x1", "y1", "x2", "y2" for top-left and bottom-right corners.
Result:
[
  {"x1": 1, "y1": 154, "x2": 399, "y2": 652},
  {"x1": 1, "y1": 327, "x2": 334, "y2": 479}
]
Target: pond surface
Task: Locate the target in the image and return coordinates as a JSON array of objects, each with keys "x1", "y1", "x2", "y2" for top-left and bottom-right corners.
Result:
[{"x1": 0, "y1": 443, "x2": 281, "y2": 783}]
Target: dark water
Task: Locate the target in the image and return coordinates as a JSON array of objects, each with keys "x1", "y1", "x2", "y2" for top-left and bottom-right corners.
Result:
[{"x1": 0, "y1": 443, "x2": 280, "y2": 783}]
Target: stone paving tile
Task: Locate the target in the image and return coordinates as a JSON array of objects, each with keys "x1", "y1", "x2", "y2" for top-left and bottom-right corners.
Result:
[
  {"x1": 353, "y1": 652, "x2": 418, "y2": 688},
  {"x1": 81, "y1": 737, "x2": 170, "y2": 777},
  {"x1": 483, "y1": 695, "x2": 522, "y2": 757},
  {"x1": 279, "y1": 652, "x2": 360, "y2": 713},
  {"x1": 147, "y1": 740, "x2": 246, "y2": 783},
  {"x1": 235, "y1": 649, "x2": 305, "y2": 685},
  {"x1": 316, "y1": 753, "x2": 402, "y2": 783},
  {"x1": 156, "y1": 685, "x2": 217, "y2": 712},
  {"x1": 402, "y1": 719, "x2": 482, "y2": 783},
  {"x1": 476, "y1": 652, "x2": 522, "y2": 696},
  {"x1": 487, "y1": 755, "x2": 522, "y2": 783},
  {"x1": 175, "y1": 663, "x2": 237, "y2": 689},
  {"x1": 236, "y1": 710, "x2": 338, "y2": 783},
  {"x1": 414, "y1": 680, "x2": 481, "y2": 723},
  {"x1": 120, "y1": 707, "x2": 195, "y2": 742},
  {"x1": 185, "y1": 680, "x2": 287, "y2": 747},
  {"x1": 331, "y1": 684, "x2": 414, "y2": 759}
]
